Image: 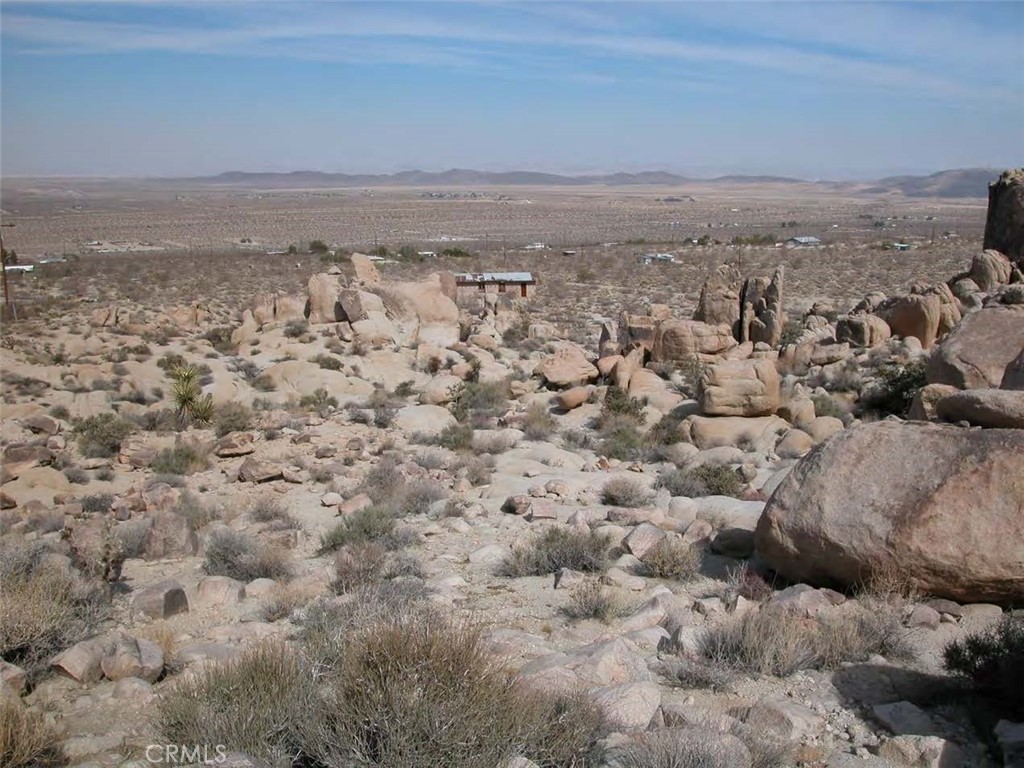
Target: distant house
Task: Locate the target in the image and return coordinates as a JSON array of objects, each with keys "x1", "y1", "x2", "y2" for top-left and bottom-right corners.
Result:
[
  {"x1": 636, "y1": 252, "x2": 676, "y2": 265},
  {"x1": 454, "y1": 271, "x2": 536, "y2": 298},
  {"x1": 417, "y1": 251, "x2": 437, "y2": 258},
  {"x1": 4, "y1": 264, "x2": 34, "y2": 273},
  {"x1": 523, "y1": 242, "x2": 547, "y2": 251},
  {"x1": 786, "y1": 236, "x2": 821, "y2": 248},
  {"x1": 561, "y1": 250, "x2": 578, "y2": 256},
  {"x1": 892, "y1": 242, "x2": 911, "y2": 251}
]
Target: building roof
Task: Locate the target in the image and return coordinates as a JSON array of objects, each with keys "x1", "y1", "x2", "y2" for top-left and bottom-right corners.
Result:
[
  {"x1": 455, "y1": 271, "x2": 535, "y2": 283},
  {"x1": 787, "y1": 236, "x2": 821, "y2": 244}
]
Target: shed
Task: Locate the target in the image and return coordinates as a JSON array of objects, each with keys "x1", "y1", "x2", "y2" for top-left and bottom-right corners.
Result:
[
  {"x1": 786, "y1": 236, "x2": 821, "y2": 247},
  {"x1": 454, "y1": 271, "x2": 536, "y2": 298}
]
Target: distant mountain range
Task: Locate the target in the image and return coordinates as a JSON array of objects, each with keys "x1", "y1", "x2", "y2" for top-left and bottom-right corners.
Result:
[{"x1": 165, "y1": 167, "x2": 1000, "y2": 198}]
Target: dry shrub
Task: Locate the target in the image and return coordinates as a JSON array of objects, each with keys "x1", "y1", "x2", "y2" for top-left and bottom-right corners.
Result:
[
  {"x1": 156, "y1": 642, "x2": 311, "y2": 767},
  {"x1": 656, "y1": 465, "x2": 742, "y2": 498},
  {"x1": 331, "y1": 542, "x2": 424, "y2": 595},
  {"x1": 699, "y1": 601, "x2": 913, "y2": 677},
  {"x1": 522, "y1": 402, "x2": 557, "y2": 440},
  {"x1": 473, "y1": 431, "x2": 519, "y2": 454},
  {"x1": 639, "y1": 539, "x2": 701, "y2": 581},
  {"x1": 943, "y1": 615, "x2": 1024, "y2": 720},
  {"x1": 203, "y1": 529, "x2": 292, "y2": 582},
  {"x1": 564, "y1": 580, "x2": 632, "y2": 623},
  {"x1": 0, "y1": 699, "x2": 66, "y2": 768},
  {"x1": 600, "y1": 476, "x2": 653, "y2": 507},
  {"x1": 249, "y1": 497, "x2": 300, "y2": 529},
  {"x1": 610, "y1": 727, "x2": 753, "y2": 768},
  {"x1": 502, "y1": 527, "x2": 611, "y2": 577},
  {"x1": 300, "y1": 610, "x2": 603, "y2": 768},
  {"x1": 260, "y1": 583, "x2": 317, "y2": 623},
  {"x1": 0, "y1": 539, "x2": 109, "y2": 680},
  {"x1": 213, "y1": 402, "x2": 253, "y2": 437},
  {"x1": 318, "y1": 506, "x2": 414, "y2": 555},
  {"x1": 150, "y1": 444, "x2": 209, "y2": 476}
]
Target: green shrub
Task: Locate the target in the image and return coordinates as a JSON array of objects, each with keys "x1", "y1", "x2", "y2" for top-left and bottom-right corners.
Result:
[
  {"x1": 150, "y1": 445, "x2": 209, "y2": 476},
  {"x1": 312, "y1": 354, "x2": 343, "y2": 371},
  {"x1": 943, "y1": 615, "x2": 1024, "y2": 719},
  {"x1": 639, "y1": 539, "x2": 701, "y2": 581},
  {"x1": 502, "y1": 527, "x2": 611, "y2": 577},
  {"x1": 73, "y1": 413, "x2": 135, "y2": 458},
  {"x1": 597, "y1": 419, "x2": 646, "y2": 461},
  {"x1": 249, "y1": 497, "x2": 300, "y2": 529},
  {"x1": 436, "y1": 422, "x2": 474, "y2": 451},
  {"x1": 600, "y1": 476, "x2": 653, "y2": 507},
  {"x1": 81, "y1": 493, "x2": 114, "y2": 514},
  {"x1": 201, "y1": 326, "x2": 235, "y2": 354},
  {"x1": 811, "y1": 393, "x2": 845, "y2": 420},
  {"x1": 300, "y1": 387, "x2": 338, "y2": 412},
  {"x1": 203, "y1": 529, "x2": 291, "y2": 582},
  {"x1": 318, "y1": 506, "x2": 402, "y2": 555},
  {"x1": 283, "y1": 319, "x2": 309, "y2": 338},
  {"x1": 449, "y1": 379, "x2": 510, "y2": 422},
  {"x1": 63, "y1": 466, "x2": 90, "y2": 485},
  {"x1": 599, "y1": 386, "x2": 647, "y2": 427},
  {"x1": 862, "y1": 359, "x2": 927, "y2": 418},
  {"x1": 213, "y1": 403, "x2": 253, "y2": 437},
  {"x1": 656, "y1": 465, "x2": 742, "y2": 498}
]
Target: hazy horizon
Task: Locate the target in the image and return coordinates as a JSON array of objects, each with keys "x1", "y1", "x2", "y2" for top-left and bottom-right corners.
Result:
[{"x1": 2, "y1": 1, "x2": 1022, "y2": 179}]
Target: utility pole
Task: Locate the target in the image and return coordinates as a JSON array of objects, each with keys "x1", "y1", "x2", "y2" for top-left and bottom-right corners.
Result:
[{"x1": 1, "y1": 222, "x2": 15, "y2": 322}]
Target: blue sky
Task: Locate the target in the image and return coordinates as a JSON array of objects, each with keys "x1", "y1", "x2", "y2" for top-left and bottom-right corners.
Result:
[{"x1": 2, "y1": 1, "x2": 1022, "y2": 179}]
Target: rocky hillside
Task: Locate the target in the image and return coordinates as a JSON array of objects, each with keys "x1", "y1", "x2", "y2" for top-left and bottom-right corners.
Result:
[{"x1": 1, "y1": 172, "x2": 1022, "y2": 768}]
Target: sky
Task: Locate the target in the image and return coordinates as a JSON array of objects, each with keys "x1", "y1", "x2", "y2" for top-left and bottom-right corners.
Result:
[{"x1": 1, "y1": 0, "x2": 1022, "y2": 179}]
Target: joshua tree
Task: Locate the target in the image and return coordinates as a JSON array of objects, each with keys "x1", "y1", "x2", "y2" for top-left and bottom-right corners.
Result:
[{"x1": 170, "y1": 365, "x2": 214, "y2": 429}]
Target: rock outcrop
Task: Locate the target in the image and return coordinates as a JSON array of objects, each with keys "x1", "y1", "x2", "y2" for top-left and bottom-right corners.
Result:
[
  {"x1": 755, "y1": 421, "x2": 1024, "y2": 604},
  {"x1": 983, "y1": 168, "x2": 1024, "y2": 262},
  {"x1": 651, "y1": 320, "x2": 736, "y2": 363},
  {"x1": 698, "y1": 358, "x2": 780, "y2": 417},
  {"x1": 926, "y1": 304, "x2": 1024, "y2": 389},
  {"x1": 739, "y1": 267, "x2": 785, "y2": 347},
  {"x1": 693, "y1": 264, "x2": 742, "y2": 329},
  {"x1": 875, "y1": 293, "x2": 941, "y2": 349}
]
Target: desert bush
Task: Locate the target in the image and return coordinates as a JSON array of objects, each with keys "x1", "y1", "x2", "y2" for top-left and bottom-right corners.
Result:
[
  {"x1": 203, "y1": 529, "x2": 291, "y2": 582},
  {"x1": 811, "y1": 393, "x2": 846, "y2": 420},
  {"x1": 596, "y1": 419, "x2": 646, "y2": 461},
  {"x1": 599, "y1": 386, "x2": 647, "y2": 427},
  {"x1": 48, "y1": 404, "x2": 70, "y2": 420},
  {"x1": 943, "y1": 615, "x2": 1024, "y2": 719},
  {"x1": 116, "y1": 519, "x2": 152, "y2": 558},
  {"x1": 202, "y1": 326, "x2": 235, "y2": 354},
  {"x1": 283, "y1": 319, "x2": 309, "y2": 338},
  {"x1": 399, "y1": 480, "x2": 448, "y2": 517},
  {"x1": 699, "y1": 601, "x2": 912, "y2": 677},
  {"x1": 81, "y1": 492, "x2": 114, "y2": 514},
  {"x1": 646, "y1": 411, "x2": 684, "y2": 445},
  {"x1": 502, "y1": 527, "x2": 611, "y2": 577},
  {"x1": 435, "y1": 422, "x2": 474, "y2": 451},
  {"x1": 300, "y1": 387, "x2": 338, "y2": 412},
  {"x1": 601, "y1": 476, "x2": 653, "y2": 507},
  {"x1": 259, "y1": 584, "x2": 315, "y2": 623},
  {"x1": 522, "y1": 402, "x2": 557, "y2": 440},
  {"x1": 156, "y1": 642, "x2": 311, "y2": 766},
  {"x1": 656, "y1": 465, "x2": 742, "y2": 498},
  {"x1": 611, "y1": 724, "x2": 788, "y2": 768},
  {"x1": 299, "y1": 610, "x2": 603, "y2": 768},
  {"x1": 0, "y1": 539, "x2": 109, "y2": 679},
  {"x1": 861, "y1": 359, "x2": 927, "y2": 418},
  {"x1": 150, "y1": 445, "x2": 209, "y2": 476},
  {"x1": 95, "y1": 466, "x2": 114, "y2": 481},
  {"x1": 333, "y1": 542, "x2": 425, "y2": 595},
  {"x1": 778, "y1": 319, "x2": 805, "y2": 348},
  {"x1": 25, "y1": 508, "x2": 65, "y2": 534},
  {"x1": 169, "y1": 365, "x2": 214, "y2": 429},
  {"x1": 213, "y1": 402, "x2": 253, "y2": 437},
  {"x1": 453, "y1": 454, "x2": 494, "y2": 486},
  {"x1": 449, "y1": 379, "x2": 510, "y2": 422},
  {"x1": 63, "y1": 466, "x2": 90, "y2": 485},
  {"x1": 312, "y1": 353, "x2": 343, "y2": 371},
  {"x1": 473, "y1": 431, "x2": 518, "y2": 454},
  {"x1": 564, "y1": 580, "x2": 632, "y2": 623},
  {"x1": 249, "y1": 497, "x2": 300, "y2": 529},
  {"x1": 73, "y1": 412, "x2": 135, "y2": 458},
  {"x1": 133, "y1": 407, "x2": 177, "y2": 432},
  {"x1": 659, "y1": 657, "x2": 738, "y2": 692},
  {"x1": 0, "y1": 699, "x2": 66, "y2": 768},
  {"x1": 639, "y1": 539, "x2": 701, "y2": 581},
  {"x1": 171, "y1": 491, "x2": 215, "y2": 531},
  {"x1": 562, "y1": 429, "x2": 596, "y2": 451},
  {"x1": 318, "y1": 506, "x2": 406, "y2": 555},
  {"x1": 393, "y1": 380, "x2": 416, "y2": 398}
]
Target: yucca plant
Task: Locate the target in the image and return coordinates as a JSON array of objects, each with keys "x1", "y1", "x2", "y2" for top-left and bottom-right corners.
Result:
[{"x1": 170, "y1": 365, "x2": 214, "y2": 429}]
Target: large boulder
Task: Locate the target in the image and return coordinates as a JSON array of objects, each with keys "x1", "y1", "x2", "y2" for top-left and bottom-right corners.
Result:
[
  {"x1": 535, "y1": 344, "x2": 599, "y2": 388},
  {"x1": 755, "y1": 421, "x2": 1024, "y2": 604},
  {"x1": 739, "y1": 267, "x2": 785, "y2": 347},
  {"x1": 968, "y1": 250, "x2": 1014, "y2": 292},
  {"x1": 983, "y1": 168, "x2": 1024, "y2": 262},
  {"x1": 694, "y1": 264, "x2": 742, "y2": 328},
  {"x1": 306, "y1": 273, "x2": 345, "y2": 324},
  {"x1": 698, "y1": 358, "x2": 780, "y2": 416},
  {"x1": 618, "y1": 313, "x2": 659, "y2": 353},
  {"x1": 680, "y1": 414, "x2": 789, "y2": 451},
  {"x1": 350, "y1": 252, "x2": 382, "y2": 283},
  {"x1": 371, "y1": 275, "x2": 460, "y2": 347},
  {"x1": 935, "y1": 389, "x2": 1024, "y2": 429},
  {"x1": 875, "y1": 293, "x2": 941, "y2": 349},
  {"x1": 926, "y1": 304, "x2": 1024, "y2": 389},
  {"x1": 652, "y1": 320, "x2": 736, "y2": 363},
  {"x1": 836, "y1": 314, "x2": 891, "y2": 348}
]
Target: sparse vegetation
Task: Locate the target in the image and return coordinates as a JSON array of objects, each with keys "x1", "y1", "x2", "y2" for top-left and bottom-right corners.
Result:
[
  {"x1": 150, "y1": 444, "x2": 210, "y2": 475},
  {"x1": 0, "y1": 699, "x2": 67, "y2": 768},
  {"x1": 203, "y1": 529, "x2": 291, "y2": 582},
  {"x1": 73, "y1": 412, "x2": 135, "y2": 458},
  {"x1": 502, "y1": 527, "x2": 611, "y2": 577},
  {"x1": 656, "y1": 464, "x2": 742, "y2": 498},
  {"x1": 213, "y1": 402, "x2": 253, "y2": 437},
  {"x1": 639, "y1": 538, "x2": 701, "y2": 581},
  {"x1": 943, "y1": 615, "x2": 1024, "y2": 719},
  {"x1": 564, "y1": 580, "x2": 632, "y2": 623},
  {"x1": 600, "y1": 475, "x2": 653, "y2": 507}
]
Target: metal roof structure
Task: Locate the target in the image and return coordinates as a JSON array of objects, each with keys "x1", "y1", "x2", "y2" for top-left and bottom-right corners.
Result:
[
  {"x1": 787, "y1": 236, "x2": 821, "y2": 245},
  {"x1": 454, "y1": 271, "x2": 535, "y2": 283}
]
